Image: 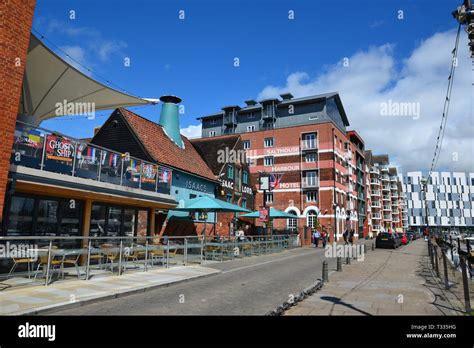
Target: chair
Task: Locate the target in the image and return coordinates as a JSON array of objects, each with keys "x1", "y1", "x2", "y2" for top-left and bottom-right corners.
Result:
[
  {"x1": 62, "y1": 251, "x2": 83, "y2": 279},
  {"x1": 8, "y1": 256, "x2": 36, "y2": 279},
  {"x1": 150, "y1": 245, "x2": 178, "y2": 266},
  {"x1": 100, "y1": 244, "x2": 120, "y2": 274},
  {"x1": 124, "y1": 246, "x2": 141, "y2": 270},
  {"x1": 33, "y1": 254, "x2": 63, "y2": 283}
]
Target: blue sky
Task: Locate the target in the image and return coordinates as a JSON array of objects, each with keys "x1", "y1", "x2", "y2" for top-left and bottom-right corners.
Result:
[{"x1": 33, "y1": 0, "x2": 472, "y2": 172}]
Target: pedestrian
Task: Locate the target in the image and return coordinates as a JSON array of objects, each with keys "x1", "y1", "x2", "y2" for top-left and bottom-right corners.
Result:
[
  {"x1": 349, "y1": 229, "x2": 355, "y2": 245},
  {"x1": 313, "y1": 229, "x2": 321, "y2": 248},
  {"x1": 343, "y1": 229, "x2": 349, "y2": 245},
  {"x1": 321, "y1": 230, "x2": 327, "y2": 248}
]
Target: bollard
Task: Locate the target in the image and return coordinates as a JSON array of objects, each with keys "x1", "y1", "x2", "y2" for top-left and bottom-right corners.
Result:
[
  {"x1": 346, "y1": 255, "x2": 351, "y2": 265},
  {"x1": 459, "y1": 255, "x2": 472, "y2": 314},
  {"x1": 337, "y1": 257, "x2": 342, "y2": 272},
  {"x1": 372, "y1": 243, "x2": 375, "y2": 251},
  {"x1": 322, "y1": 261, "x2": 329, "y2": 282},
  {"x1": 433, "y1": 246, "x2": 440, "y2": 278},
  {"x1": 442, "y1": 248, "x2": 449, "y2": 289}
]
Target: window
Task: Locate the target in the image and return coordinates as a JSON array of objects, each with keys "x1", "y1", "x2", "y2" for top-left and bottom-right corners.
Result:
[
  {"x1": 306, "y1": 191, "x2": 318, "y2": 202},
  {"x1": 264, "y1": 137, "x2": 274, "y2": 147},
  {"x1": 243, "y1": 171, "x2": 249, "y2": 185},
  {"x1": 209, "y1": 118, "x2": 217, "y2": 125},
  {"x1": 6, "y1": 196, "x2": 34, "y2": 236},
  {"x1": 305, "y1": 153, "x2": 316, "y2": 162},
  {"x1": 264, "y1": 156, "x2": 274, "y2": 166},
  {"x1": 241, "y1": 198, "x2": 247, "y2": 209},
  {"x1": 247, "y1": 125, "x2": 255, "y2": 132},
  {"x1": 248, "y1": 112, "x2": 255, "y2": 119},
  {"x1": 265, "y1": 192, "x2": 273, "y2": 204},
  {"x1": 287, "y1": 211, "x2": 298, "y2": 231},
  {"x1": 227, "y1": 164, "x2": 234, "y2": 179},
  {"x1": 123, "y1": 208, "x2": 137, "y2": 237},
  {"x1": 243, "y1": 140, "x2": 251, "y2": 149},
  {"x1": 36, "y1": 199, "x2": 59, "y2": 236},
  {"x1": 107, "y1": 206, "x2": 122, "y2": 237},
  {"x1": 307, "y1": 210, "x2": 318, "y2": 228},
  {"x1": 226, "y1": 194, "x2": 233, "y2": 203},
  {"x1": 235, "y1": 167, "x2": 241, "y2": 192},
  {"x1": 209, "y1": 131, "x2": 216, "y2": 137}
]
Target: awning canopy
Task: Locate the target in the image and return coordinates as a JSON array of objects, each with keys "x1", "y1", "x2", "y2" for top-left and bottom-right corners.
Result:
[
  {"x1": 240, "y1": 207, "x2": 297, "y2": 219},
  {"x1": 19, "y1": 33, "x2": 157, "y2": 123},
  {"x1": 172, "y1": 195, "x2": 250, "y2": 213}
]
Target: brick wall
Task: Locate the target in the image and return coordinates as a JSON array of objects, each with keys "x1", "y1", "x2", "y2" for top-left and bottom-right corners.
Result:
[{"x1": 0, "y1": 0, "x2": 36, "y2": 228}]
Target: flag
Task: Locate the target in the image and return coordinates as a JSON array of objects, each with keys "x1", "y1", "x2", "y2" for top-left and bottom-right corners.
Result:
[
  {"x1": 270, "y1": 173, "x2": 283, "y2": 189},
  {"x1": 159, "y1": 167, "x2": 171, "y2": 184}
]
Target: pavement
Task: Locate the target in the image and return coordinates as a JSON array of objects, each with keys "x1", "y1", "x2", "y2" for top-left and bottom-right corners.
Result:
[
  {"x1": 0, "y1": 265, "x2": 220, "y2": 315},
  {"x1": 284, "y1": 239, "x2": 469, "y2": 316}
]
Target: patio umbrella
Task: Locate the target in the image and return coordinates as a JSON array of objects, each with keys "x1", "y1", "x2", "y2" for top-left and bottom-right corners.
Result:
[
  {"x1": 172, "y1": 195, "x2": 251, "y2": 241},
  {"x1": 240, "y1": 207, "x2": 298, "y2": 235}
]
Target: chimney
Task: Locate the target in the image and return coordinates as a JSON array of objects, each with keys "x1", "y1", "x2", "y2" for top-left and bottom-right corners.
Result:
[
  {"x1": 280, "y1": 92, "x2": 294, "y2": 100},
  {"x1": 159, "y1": 95, "x2": 184, "y2": 148}
]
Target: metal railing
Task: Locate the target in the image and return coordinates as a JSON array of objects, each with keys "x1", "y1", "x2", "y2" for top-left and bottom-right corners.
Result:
[
  {"x1": 0, "y1": 234, "x2": 299, "y2": 289},
  {"x1": 300, "y1": 139, "x2": 318, "y2": 151},
  {"x1": 10, "y1": 121, "x2": 173, "y2": 195}
]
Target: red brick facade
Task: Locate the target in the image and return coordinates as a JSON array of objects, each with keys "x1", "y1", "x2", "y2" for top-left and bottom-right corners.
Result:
[
  {"x1": 0, "y1": 0, "x2": 36, "y2": 227},
  {"x1": 241, "y1": 123, "x2": 361, "y2": 245}
]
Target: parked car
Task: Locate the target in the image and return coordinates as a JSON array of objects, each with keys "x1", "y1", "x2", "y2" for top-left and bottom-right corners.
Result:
[
  {"x1": 376, "y1": 232, "x2": 399, "y2": 249},
  {"x1": 397, "y1": 232, "x2": 409, "y2": 245},
  {"x1": 406, "y1": 231, "x2": 416, "y2": 241}
]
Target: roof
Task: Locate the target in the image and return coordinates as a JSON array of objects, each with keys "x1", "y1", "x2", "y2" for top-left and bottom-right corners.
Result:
[
  {"x1": 190, "y1": 135, "x2": 241, "y2": 175},
  {"x1": 117, "y1": 108, "x2": 217, "y2": 182},
  {"x1": 21, "y1": 34, "x2": 155, "y2": 123},
  {"x1": 197, "y1": 92, "x2": 350, "y2": 126},
  {"x1": 372, "y1": 154, "x2": 390, "y2": 165}
]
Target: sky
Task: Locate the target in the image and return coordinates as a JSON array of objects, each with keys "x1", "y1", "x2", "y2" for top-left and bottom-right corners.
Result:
[{"x1": 33, "y1": 0, "x2": 473, "y2": 173}]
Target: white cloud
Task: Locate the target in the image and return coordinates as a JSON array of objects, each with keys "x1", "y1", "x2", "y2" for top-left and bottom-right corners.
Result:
[
  {"x1": 181, "y1": 124, "x2": 202, "y2": 139},
  {"x1": 258, "y1": 29, "x2": 474, "y2": 173},
  {"x1": 59, "y1": 45, "x2": 86, "y2": 64}
]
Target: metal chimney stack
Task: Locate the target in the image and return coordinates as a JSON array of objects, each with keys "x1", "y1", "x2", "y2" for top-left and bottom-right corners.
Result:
[{"x1": 159, "y1": 95, "x2": 184, "y2": 148}]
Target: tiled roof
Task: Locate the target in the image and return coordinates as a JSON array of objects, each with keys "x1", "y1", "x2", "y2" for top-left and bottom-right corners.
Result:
[{"x1": 118, "y1": 108, "x2": 217, "y2": 182}]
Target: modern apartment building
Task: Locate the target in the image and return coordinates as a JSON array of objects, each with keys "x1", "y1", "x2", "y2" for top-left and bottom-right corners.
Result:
[
  {"x1": 198, "y1": 92, "x2": 362, "y2": 244},
  {"x1": 400, "y1": 171, "x2": 474, "y2": 231},
  {"x1": 364, "y1": 152, "x2": 407, "y2": 236}
]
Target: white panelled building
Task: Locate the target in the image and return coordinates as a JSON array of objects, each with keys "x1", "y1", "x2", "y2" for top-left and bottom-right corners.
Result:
[{"x1": 400, "y1": 171, "x2": 474, "y2": 231}]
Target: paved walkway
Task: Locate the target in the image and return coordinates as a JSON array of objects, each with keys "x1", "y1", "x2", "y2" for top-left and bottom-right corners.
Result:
[
  {"x1": 285, "y1": 239, "x2": 463, "y2": 315},
  {"x1": 0, "y1": 265, "x2": 220, "y2": 315}
]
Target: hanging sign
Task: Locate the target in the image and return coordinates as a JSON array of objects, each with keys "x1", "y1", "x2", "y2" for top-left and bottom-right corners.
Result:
[{"x1": 45, "y1": 135, "x2": 74, "y2": 162}]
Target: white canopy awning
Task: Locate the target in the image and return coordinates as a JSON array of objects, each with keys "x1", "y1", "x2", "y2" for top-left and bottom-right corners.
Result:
[{"x1": 20, "y1": 34, "x2": 157, "y2": 123}]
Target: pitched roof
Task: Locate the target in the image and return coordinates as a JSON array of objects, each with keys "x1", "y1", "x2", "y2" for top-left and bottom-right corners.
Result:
[
  {"x1": 190, "y1": 134, "x2": 241, "y2": 175},
  {"x1": 118, "y1": 108, "x2": 217, "y2": 182}
]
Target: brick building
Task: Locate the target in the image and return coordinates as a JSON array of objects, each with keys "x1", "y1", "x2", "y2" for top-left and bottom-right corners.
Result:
[
  {"x1": 191, "y1": 135, "x2": 255, "y2": 235},
  {"x1": 0, "y1": 0, "x2": 36, "y2": 227},
  {"x1": 363, "y1": 152, "x2": 407, "y2": 236},
  {"x1": 198, "y1": 93, "x2": 363, "y2": 244}
]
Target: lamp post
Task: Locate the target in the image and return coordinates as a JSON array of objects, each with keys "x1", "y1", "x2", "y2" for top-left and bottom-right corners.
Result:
[{"x1": 420, "y1": 176, "x2": 429, "y2": 237}]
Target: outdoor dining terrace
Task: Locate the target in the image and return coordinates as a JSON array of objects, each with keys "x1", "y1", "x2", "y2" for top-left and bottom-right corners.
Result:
[
  {"x1": 0, "y1": 234, "x2": 299, "y2": 291},
  {"x1": 10, "y1": 121, "x2": 173, "y2": 196}
]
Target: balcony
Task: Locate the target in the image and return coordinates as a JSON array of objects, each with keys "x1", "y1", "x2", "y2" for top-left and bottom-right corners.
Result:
[
  {"x1": 300, "y1": 139, "x2": 318, "y2": 151},
  {"x1": 370, "y1": 167, "x2": 380, "y2": 175},
  {"x1": 372, "y1": 213, "x2": 381, "y2": 220},
  {"x1": 392, "y1": 193, "x2": 399, "y2": 198},
  {"x1": 393, "y1": 218, "x2": 400, "y2": 223},
  {"x1": 344, "y1": 166, "x2": 353, "y2": 176},
  {"x1": 371, "y1": 202, "x2": 381, "y2": 208},
  {"x1": 382, "y1": 185, "x2": 390, "y2": 191},
  {"x1": 381, "y1": 166, "x2": 389, "y2": 172},
  {"x1": 390, "y1": 185, "x2": 397, "y2": 190},
  {"x1": 382, "y1": 195, "x2": 390, "y2": 201},
  {"x1": 344, "y1": 150, "x2": 352, "y2": 161},
  {"x1": 371, "y1": 190, "x2": 381, "y2": 197},
  {"x1": 346, "y1": 184, "x2": 354, "y2": 193},
  {"x1": 10, "y1": 122, "x2": 174, "y2": 197},
  {"x1": 381, "y1": 175, "x2": 390, "y2": 181},
  {"x1": 346, "y1": 201, "x2": 355, "y2": 210},
  {"x1": 384, "y1": 215, "x2": 392, "y2": 220},
  {"x1": 223, "y1": 114, "x2": 237, "y2": 126},
  {"x1": 372, "y1": 225, "x2": 381, "y2": 231},
  {"x1": 390, "y1": 177, "x2": 397, "y2": 182},
  {"x1": 301, "y1": 177, "x2": 319, "y2": 189},
  {"x1": 383, "y1": 205, "x2": 391, "y2": 211},
  {"x1": 370, "y1": 179, "x2": 380, "y2": 185}
]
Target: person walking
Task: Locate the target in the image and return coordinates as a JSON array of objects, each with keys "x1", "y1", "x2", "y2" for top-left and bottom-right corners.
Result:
[
  {"x1": 343, "y1": 229, "x2": 349, "y2": 245},
  {"x1": 349, "y1": 229, "x2": 355, "y2": 245},
  {"x1": 313, "y1": 229, "x2": 321, "y2": 248},
  {"x1": 321, "y1": 230, "x2": 327, "y2": 248}
]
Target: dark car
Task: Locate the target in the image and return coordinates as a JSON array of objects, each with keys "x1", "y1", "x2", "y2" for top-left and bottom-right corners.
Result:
[
  {"x1": 406, "y1": 231, "x2": 417, "y2": 241},
  {"x1": 376, "y1": 232, "x2": 399, "y2": 249}
]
